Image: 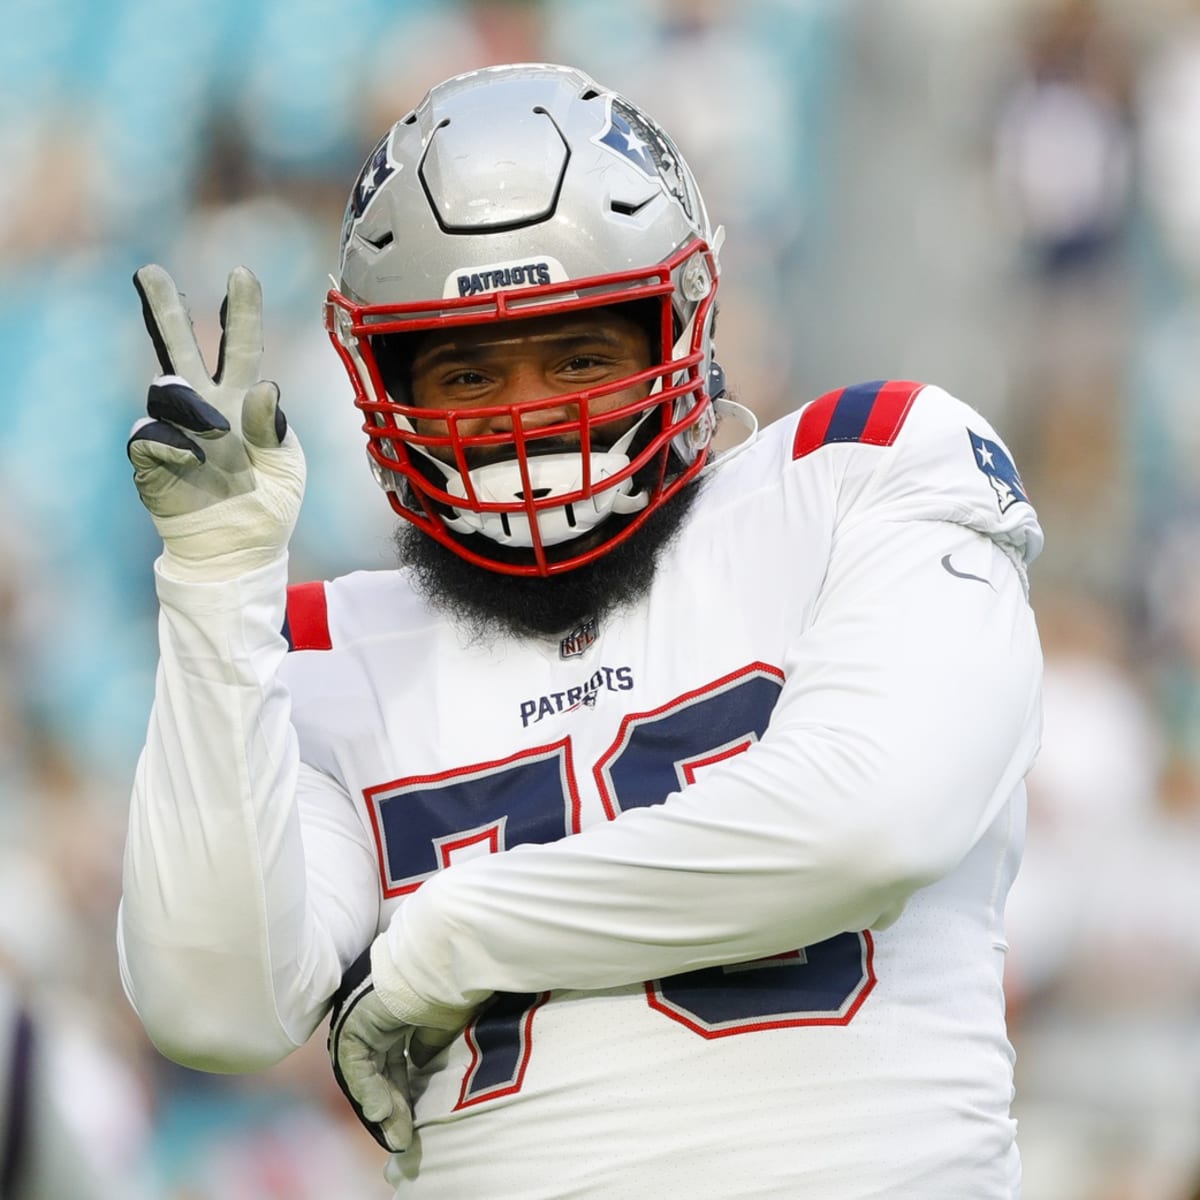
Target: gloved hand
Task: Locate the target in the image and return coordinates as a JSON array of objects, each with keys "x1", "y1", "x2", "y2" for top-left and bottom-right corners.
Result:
[
  {"x1": 127, "y1": 264, "x2": 306, "y2": 581},
  {"x1": 328, "y1": 940, "x2": 473, "y2": 1153}
]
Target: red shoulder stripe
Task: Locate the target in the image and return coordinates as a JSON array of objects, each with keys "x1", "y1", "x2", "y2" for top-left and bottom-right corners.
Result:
[
  {"x1": 791, "y1": 387, "x2": 844, "y2": 459},
  {"x1": 284, "y1": 581, "x2": 332, "y2": 652},
  {"x1": 792, "y1": 379, "x2": 923, "y2": 459},
  {"x1": 859, "y1": 379, "x2": 922, "y2": 446}
]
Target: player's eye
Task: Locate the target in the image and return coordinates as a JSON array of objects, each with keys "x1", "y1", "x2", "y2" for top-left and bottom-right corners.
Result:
[
  {"x1": 559, "y1": 354, "x2": 610, "y2": 374},
  {"x1": 442, "y1": 369, "x2": 490, "y2": 387}
]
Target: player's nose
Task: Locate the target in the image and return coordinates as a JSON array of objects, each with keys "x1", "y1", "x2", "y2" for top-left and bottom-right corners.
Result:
[{"x1": 487, "y1": 365, "x2": 576, "y2": 435}]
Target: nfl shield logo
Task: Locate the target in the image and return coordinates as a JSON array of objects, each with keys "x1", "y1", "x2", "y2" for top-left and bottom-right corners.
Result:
[{"x1": 559, "y1": 617, "x2": 599, "y2": 659}]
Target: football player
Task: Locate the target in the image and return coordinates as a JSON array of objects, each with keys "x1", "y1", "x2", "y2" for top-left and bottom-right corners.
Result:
[{"x1": 119, "y1": 64, "x2": 1043, "y2": 1198}]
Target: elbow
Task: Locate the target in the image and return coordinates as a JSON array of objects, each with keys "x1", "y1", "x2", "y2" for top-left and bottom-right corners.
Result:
[
  {"x1": 824, "y1": 811, "x2": 958, "y2": 923},
  {"x1": 119, "y1": 937, "x2": 306, "y2": 1074},
  {"x1": 141, "y1": 1017, "x2": 298, "y2": 1075},
  {"x1": 128, "y1": 978, "x2": 302, "y2": 1073},
  {"x1": 871, "y1": 831, "x2": 953, "y2": 895}
]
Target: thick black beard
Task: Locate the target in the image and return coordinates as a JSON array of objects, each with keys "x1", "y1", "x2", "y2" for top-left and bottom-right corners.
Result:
[{"x1": 394, "y1": 482, "x2": 702, "y2": 644}]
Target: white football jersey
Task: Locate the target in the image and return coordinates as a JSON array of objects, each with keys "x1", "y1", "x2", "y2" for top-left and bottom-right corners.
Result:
[{"x1": 120, "y1": 381, "x2": 1043, "y2": 1198}]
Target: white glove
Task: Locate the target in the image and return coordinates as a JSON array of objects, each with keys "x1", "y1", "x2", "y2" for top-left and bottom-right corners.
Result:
[
  {"x1": 127, "y1": 264, "x2": 306, "y2": 581},
  {"x1": 328, "y1": 939, "x2": 474, "y2": 1153}
]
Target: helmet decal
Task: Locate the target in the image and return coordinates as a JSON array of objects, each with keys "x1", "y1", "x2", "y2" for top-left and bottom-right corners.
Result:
[
  {"x1": 594, "y1": 95, "x2": 697, "y2": 224},
  {"x1": 339, "y1": 132, "x2": 399, "y2": 254}
]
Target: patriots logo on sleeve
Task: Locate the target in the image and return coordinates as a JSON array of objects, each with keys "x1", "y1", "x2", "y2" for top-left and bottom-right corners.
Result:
[{"x1": 968, "y1": 429, "x2": 1028, "y2": 512}]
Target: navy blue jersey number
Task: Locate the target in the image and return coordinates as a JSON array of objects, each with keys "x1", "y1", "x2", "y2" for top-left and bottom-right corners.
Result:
[
  {"x1": 363, "y1": 739, "x2": 580, "y2": 896},
  {"x1": 366, "y1": 663, "x2": 874, "y2": 1108}
]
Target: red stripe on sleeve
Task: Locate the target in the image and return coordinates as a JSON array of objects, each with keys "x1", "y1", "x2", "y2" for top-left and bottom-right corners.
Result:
[
  {"x1": 859, "y1": 380, "x2": 922, "y2": 447},
  {"x1": 286, "y1": 581, "x2": 332, "y2": 651},
  {"x1": 791, "y1": 388, "x2": 845, "y2": 459}
]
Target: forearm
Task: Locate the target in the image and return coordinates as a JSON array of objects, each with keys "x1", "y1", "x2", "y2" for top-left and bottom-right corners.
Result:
[
  {"x1": 119, "y1": 554, "x2": 330, "y2": 1070},
  {"x1": 383, "y1": 690, "x2": 1032, "y2": 1013}
]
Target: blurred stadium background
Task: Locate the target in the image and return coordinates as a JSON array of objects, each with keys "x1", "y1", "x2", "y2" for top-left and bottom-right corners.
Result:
[{"x1": 2, "y1": 0, "x2": 1200, "y2": 1195}]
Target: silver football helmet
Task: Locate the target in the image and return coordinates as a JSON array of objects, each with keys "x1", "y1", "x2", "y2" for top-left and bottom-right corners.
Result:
[{"x1": 326, "y1": 63, "x2": 723, "y2": 576}]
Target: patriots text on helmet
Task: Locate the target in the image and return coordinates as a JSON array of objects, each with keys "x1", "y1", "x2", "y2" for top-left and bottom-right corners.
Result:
[{"x1": 457, "y1": 262, "x2": 553, "y2": 297}]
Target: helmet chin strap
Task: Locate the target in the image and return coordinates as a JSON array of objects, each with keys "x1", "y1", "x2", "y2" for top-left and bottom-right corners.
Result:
[
  {"x1": 416, "y1": 415, "x2": 652, "y2": 548},
  {"x1": 699, "y1": 397, "x2": 759, "y2": 475}
]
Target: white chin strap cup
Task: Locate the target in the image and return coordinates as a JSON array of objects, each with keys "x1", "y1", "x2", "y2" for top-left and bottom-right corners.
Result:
[{"x1": 442, "y1": 451, "x2": 648, "y2": 547}]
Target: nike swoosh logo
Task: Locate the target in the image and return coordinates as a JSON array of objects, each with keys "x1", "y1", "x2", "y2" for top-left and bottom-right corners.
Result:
[{"x1": 941, "y1": 554, "x2": 993, "y2": 588}]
